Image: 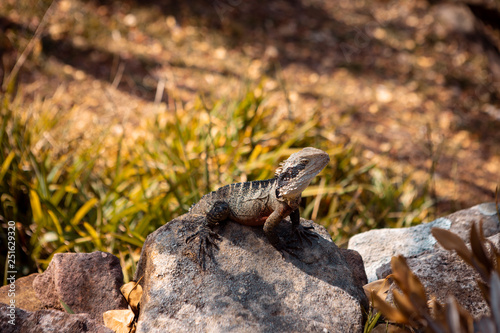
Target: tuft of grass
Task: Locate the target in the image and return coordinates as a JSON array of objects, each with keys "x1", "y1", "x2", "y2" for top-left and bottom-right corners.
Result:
[{"x1": 0, "y1": 80, "x2": 435, "y2": 282}]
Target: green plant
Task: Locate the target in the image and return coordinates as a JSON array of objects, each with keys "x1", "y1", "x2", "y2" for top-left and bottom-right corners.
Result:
[{"x1": 1, "y1": 81, "x2": 436, "y2": 283}]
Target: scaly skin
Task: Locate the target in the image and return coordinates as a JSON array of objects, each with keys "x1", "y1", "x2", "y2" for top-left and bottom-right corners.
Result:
[{"x1": 186, "y1": 147, "x2": 330, "y2": 269}]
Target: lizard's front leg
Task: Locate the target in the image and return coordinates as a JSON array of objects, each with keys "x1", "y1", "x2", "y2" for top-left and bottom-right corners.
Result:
[
  {"x1": 263, "y1": 205, "x2": 298, "y2": 257},
  {"x1": 186, "y1": 201, "x2": 229, "y2": 269},
  {"x1": 290, "y1": 208, "x2": 318, "y2": 247}
]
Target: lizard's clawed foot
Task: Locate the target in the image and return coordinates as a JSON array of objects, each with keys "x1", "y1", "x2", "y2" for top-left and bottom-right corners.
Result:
[
  {"x1": 280, "y1": 247, "x2": 300, "y2": 259},
  {"x1": 292, "y1": 225, "x2": 319, "y2": 246},
  {"x1": 186, "y1": 227, "x2": 221, "y2": 270},
  {"x1": 273, "y1": 242, "x2": 301, "y2": 259}
]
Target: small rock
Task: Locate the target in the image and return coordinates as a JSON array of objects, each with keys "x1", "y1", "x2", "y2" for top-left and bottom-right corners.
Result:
[
  {"x1": 339, "y1": 248, "x2": 368, "y2": 287},
  {"x1": 0, "y1": 274, "x2": 43, "y2": 312},
  {"x1": 33, "y1": 251, "x2": 128, "y2": 324},
  {"x1": 134, "y1": 214, "x2": 368, "y2": 332},
  {"x1": 0, "y1": 303, "x2": 112, "y2": 333}
]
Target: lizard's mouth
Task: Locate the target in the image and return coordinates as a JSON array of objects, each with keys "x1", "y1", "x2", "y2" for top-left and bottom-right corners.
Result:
[
  {"x1": 278, "y1": 169, "x2": 321, "y2": 198},
  {"x1": 276, "y1": 148, "x2": 330, "y2": 199}
]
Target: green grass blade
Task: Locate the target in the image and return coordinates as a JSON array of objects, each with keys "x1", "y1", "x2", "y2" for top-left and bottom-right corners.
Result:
[{"x1": 0, "y1": 151, "x2": 15, "y2": 183}]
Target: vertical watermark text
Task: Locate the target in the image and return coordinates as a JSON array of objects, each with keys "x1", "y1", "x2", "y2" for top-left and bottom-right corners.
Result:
[{"x1": 6, "y1": 221, "x2": 16, "y2": 325}]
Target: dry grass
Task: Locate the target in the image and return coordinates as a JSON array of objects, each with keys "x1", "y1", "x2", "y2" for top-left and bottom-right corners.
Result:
[{"x1": 1, "y1": 0, "x2": 498, "y2": 282}]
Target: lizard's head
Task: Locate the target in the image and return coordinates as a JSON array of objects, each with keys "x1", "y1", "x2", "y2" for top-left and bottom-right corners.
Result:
[{"x1": 275, "y1": 147, "x2": 330, "y2": 199}]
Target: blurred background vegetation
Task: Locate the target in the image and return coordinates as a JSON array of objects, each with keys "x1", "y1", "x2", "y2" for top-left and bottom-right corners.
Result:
[{"x1": 1, "y1": 0, "x2": 499, "y2": 283}]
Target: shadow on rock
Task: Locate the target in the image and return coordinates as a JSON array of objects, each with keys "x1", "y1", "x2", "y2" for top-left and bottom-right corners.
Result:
[{"x1": 134, "y1": 213, "x2": 368, "y2": 333}]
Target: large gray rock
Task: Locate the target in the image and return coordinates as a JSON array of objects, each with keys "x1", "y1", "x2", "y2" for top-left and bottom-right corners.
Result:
[
  {"x1": 348, "y1": 217, "x2": 452, "y2": 282},
  {"x1": 348, "y1": 203, "x2": 500, "y2": 282},
  {"x1": 134, "y1": 214, "x2": 368, "y2": 333},
  {"x1": 350, "y1": 202, "x2": 500, "y2": 320},
  {"x1": 376, "y1": 233, "x2": 500, "y2": 319},
  {"x1": 445, "y1": 202, "x2": 499, "y2": 240},
  {"x1": 32, "y1": 251, "x2": 128, "y2": 324},
  {"x1": 0, "y1": 303, "x2": 112, "y2": 333}
]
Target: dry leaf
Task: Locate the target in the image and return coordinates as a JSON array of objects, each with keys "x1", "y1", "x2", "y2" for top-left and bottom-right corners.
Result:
[
  {"x1": 371, "y1": 290, "x2": 410, "y2": 325},
  {"x1": 429, "y1": 296, "x2": 445, "y2": 322},
  {"x1": 103, "y1": 309, "x2": 136, "y2": 333},
  {"x1": 469, "y1": 222, "x2": 491, "y2": 280},
  {"x1": 120, "y1": 280, "x2": 143, "y2": 314},
  {"x1": 372, "y1": 224, "x2": 500, "y2": 332},
  {"x1": 390, "y1": 256, "x2": 412, "y2": 294},
  {"x1": 390, "y1": 256, "x2": 427, "y2": 307},
  {"x1": 392, "y1": 290, "x2": 417, "y2": 319},
  {"x1": 431, "y1": 228, "x2": 474, "y2": 266},
  {"x1": 444, "y1": 296, "x2": 474, "y2": 333},
  {"x1": 364, "y1": 277, "x2": 391, "y2": 301}
]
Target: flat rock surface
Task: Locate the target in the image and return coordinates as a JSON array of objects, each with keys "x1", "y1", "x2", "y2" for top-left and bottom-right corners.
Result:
[
  {"x1": 32, "y1": 251, "x2": 128, "y2": 324},
  {"x1": 348, "y1": 203, "x2": 500, "y2": 282},
  {"x1": 134, "y1": 214, "x2": 368, "y2": 333},
  {"x1": 0, "y1": 303, "x2": 112, "y2": 333},
  {"x1": 348, "y1": 217, "x2": 451, "y2": 282},
  {"x1": 0, "y1": 274, "x2": 43, "y2": 312},
  {"x1": 446, "y1": 202, "x2": 500, "y2": 240}
]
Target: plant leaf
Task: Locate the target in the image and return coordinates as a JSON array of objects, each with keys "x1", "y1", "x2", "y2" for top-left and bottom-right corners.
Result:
[
  {"x1": 390, "y1": 256, "x2": 411, "y2": 294},
  {"x1": 371, "y1": 290, "x2": 410, "y2": 324},
  {"x1": 391, "y1": 256, "x2": 426, "y2": 303},
  {"x1": 29, "y1": 189, "x2": 43, "y2": 223},
  {"x1": 103, "y1": 309, "x2": 136, "y2": 333},
  {"x1": 60, "y1": 299, "x2": 75, "y2": 314},
  {"x1": 71, "y1": 197, "x2": 98, "y2": 226},
  {"x1": 363, "y1": 277, "x2": 391, "y2": 302},
  {"x1": 120, "y1": 279, "x2": 143, "y2": 315},
  {"x1": 469, "y1": 221, "x2": 492, "y2": 280},
  {"x1": 392, "y1": 290, "x2": 417, "y2": 319},
  {"x1": 0, "y1": 150, "x2": 15, "y2": 183},
  {"x1": 431, "y1": 228, "x2": 473, "y2": 266},
  {"x1": 83, "y1": 222, "x2": 102, "y2": 249}
]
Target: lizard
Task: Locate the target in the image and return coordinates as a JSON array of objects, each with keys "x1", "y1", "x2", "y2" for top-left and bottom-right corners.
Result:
[{"x1": 186, "y1": 147, "x2": 330, "y2": 269}]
